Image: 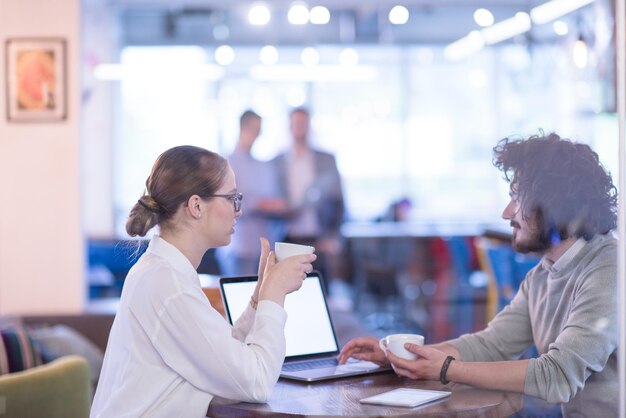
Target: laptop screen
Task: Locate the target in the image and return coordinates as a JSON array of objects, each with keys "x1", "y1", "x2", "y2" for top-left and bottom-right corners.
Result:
[{"x1": 220, "y1": 272, "x2": 339, "y2": 359}]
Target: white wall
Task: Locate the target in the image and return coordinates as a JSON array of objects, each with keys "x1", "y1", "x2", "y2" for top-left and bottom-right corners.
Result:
[{"x1": 0, "y1": 0, "x2": 84, "y2": 314}]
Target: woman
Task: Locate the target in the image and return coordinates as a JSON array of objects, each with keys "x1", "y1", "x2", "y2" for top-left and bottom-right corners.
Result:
[{"x1": 91, "y1": 145, "x2": 315, "y2": 418}]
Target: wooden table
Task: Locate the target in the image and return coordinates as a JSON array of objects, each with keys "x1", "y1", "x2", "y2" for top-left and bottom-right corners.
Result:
[{"x1": 207, "y1": 372, "x2": 522, "y2": 417}]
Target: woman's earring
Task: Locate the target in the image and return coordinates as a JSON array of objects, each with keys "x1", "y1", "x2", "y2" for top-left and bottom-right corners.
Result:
[{"x1": 197, "y1": 212, "x2": 202, "y2": 219}]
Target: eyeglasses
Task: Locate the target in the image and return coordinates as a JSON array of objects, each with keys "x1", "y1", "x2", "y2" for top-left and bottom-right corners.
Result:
[{"x1": 208, "y1": 192, "x2": 243, "y2": 212}]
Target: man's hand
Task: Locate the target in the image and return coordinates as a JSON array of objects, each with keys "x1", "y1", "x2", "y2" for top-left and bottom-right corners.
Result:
[{"x1": 386, "y1": 344, "x2": 449, "y2": 381}]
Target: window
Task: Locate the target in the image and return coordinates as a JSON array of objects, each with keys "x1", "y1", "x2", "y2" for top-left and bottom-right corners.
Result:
[{"x1": 110, "y1": 44, "x2": 607, "y2": 236}]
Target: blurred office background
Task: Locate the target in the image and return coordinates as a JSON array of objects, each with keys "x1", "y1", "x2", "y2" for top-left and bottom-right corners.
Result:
[
  {"x1": 83, "y1": 0, "x2": 618, "y2": 337},
  {"x1": 80, "y1": 0, "x2": 618, "y2": 237},
  {"x1": 0, "y1": 0, "x2": 620, "y2": 341}
]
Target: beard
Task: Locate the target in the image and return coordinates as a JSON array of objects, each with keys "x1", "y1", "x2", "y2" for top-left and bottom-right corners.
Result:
[{"x1": 510, "y1": 220, "x2": 551, "y2": 254}]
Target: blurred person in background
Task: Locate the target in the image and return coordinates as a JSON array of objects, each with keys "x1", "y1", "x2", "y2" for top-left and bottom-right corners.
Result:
[
  {"x1": 218, "y1": 110, "x2": 288, "y2": 275},
  {"x1": 92, "y1": 145, "x2": 315, "y2": 418},
  {"x1": 339, "y1": 133, "x2": 618, "y2": 417},
  {"x1": 272, "y1": 107, "x2": 345, "y2": 284}
]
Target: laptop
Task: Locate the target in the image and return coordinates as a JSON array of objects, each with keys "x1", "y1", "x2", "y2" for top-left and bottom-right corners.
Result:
[{"x1": 219, "y1": 271, "x2": 390, "y2": 382}]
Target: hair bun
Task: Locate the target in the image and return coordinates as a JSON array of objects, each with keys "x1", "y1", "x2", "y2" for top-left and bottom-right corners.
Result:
[{"x1": 137, "y1": 196, "x2": 163, "y2": 214}]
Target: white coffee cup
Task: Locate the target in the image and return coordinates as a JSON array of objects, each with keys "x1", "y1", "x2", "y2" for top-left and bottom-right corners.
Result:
[
  {"x1": 274, "y1": 242, "x2": 315, "y2": 262},
  {"x1": 379, "y1": 334, "x2": 424, "y2": 360}
]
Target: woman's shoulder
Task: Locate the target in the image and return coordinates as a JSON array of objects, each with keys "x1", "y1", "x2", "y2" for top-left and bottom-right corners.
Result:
[{"x1": 125, "y1": 254, "x2": 186, "y2": 299}]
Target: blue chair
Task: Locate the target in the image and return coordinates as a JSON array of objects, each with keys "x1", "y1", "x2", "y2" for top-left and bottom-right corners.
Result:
[
  {"x1": 87, "y1": 239, "x2": 148, "y2": 298},
  {"x1": 444, "y1": 236, "x2": 482, "y2": 336},
  {"x1": 475, "y1": 237, "x2": 541, "y2": 321}
]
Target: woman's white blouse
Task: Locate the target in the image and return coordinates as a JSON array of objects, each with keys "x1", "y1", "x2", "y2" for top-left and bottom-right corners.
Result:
[{"x1": 91, "y1": 235, "x2": 287, "y2": 418}]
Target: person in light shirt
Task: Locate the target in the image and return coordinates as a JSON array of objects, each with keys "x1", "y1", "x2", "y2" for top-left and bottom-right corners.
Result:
[
  {"x1": 338, "y1": 133, "x2": 618, "y2": 417},
  {"x1": 91, "y1": 145, "x2": 316, "y2": 418},
  {"x1": 218, "y1": 110, "x2": 289, "y2": 276}
]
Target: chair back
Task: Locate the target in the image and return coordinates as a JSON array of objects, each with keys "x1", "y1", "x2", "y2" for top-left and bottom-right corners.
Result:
[
  {"x1": 0, "y1": 355, "x2": 91, "y2": 418},
  {"x1": 475, "y1": 237, "x2": 541, "y2": 321}
]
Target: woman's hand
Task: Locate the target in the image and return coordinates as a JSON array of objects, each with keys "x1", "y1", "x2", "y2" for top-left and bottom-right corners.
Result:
[
  {"x1": 258, "y1": 249, "x2": 316, "y2": 307},
  {"x1": 251, "y1": 237, "x2": 271, "y2": 305},
  {"x1": 337, "y1": 337, "x2": 390, "y2": 366},
  {"x1": 385, "y1": 344, "x2": 448, "y2": 381}
]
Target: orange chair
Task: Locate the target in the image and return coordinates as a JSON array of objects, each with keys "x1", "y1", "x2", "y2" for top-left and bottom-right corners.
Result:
[
  {"x1": 201, "y1": 286, "x2": 226, "y2": 318},
  {"x1": 199, "y1": 274, "x2": 226, "y2": 318}
]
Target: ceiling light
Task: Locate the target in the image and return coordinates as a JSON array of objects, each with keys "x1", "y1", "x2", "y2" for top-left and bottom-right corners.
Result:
[
  {"x1": 310, "y1": 6, "x2": 330, "y2": 24},
  {"x1": 93, "y1": 64, "x2": 224, "y2": 81},
  {"x1": 481, "y1": 12, "x2": 531, "y2": 45},
  {"x1": 553, "y1": 20, "x2": 569, "y2": 35},
  {"x1": 300, "y1": 47, "x2": 319, "y2": 66},
  {"x1": 444, "y1": 31, "x2": 485, "y2": 61},
  {"x1": 249, "y1": 65, "x2": 378, "y2": 82},
  {"x1": 288, "y1": 3, "x2": 310, "y2": 25},
  {"x1": 248, "y1": 4, "x2": 271, "y2": 25},
  {"x1": 339, "y1": 48, "x2": 359, "y2": 66},
  {"x1": 214, "y1": 45, "x2": 235, "y2": 65},
  {"x1": 259, "y1": 45, "x2": 278, "y2": 65},
  {"x1": 573, "y1": 37, "x2": 588, "y2": 68},
  {"x1": 389, "y1": 5, "x2": 409, "y2": 25},
  {"x1": 474, "y1": 8, "x2": 494, "y2": 27},
  {"x1": 530, "y1": 0, "x2": 594, "y2": 25}
]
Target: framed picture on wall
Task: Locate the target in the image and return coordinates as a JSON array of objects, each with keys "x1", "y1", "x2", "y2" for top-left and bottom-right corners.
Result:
[{"x1": 5, "y1": 38, "x2": 67, "y2": 122}]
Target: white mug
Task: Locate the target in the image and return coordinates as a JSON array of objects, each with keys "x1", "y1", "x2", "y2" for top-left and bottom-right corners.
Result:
[
  {"x1": 274, "y1": 242, "x2": 315, "y2": 262},
  {"x1": 379, "y1": 334, "x2": 424, "y2": 360}
]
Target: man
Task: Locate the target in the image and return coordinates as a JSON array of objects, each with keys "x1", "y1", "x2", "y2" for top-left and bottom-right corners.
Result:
[
  {"x1": 272, "y1": 107, "x2": 345, "y2": 282},
  {"x1": 338, "y1": 133, "x2": 618, "y2": 417},
  {"x1": 218, "y1": 110, "x2": 287, "y2": 275}
]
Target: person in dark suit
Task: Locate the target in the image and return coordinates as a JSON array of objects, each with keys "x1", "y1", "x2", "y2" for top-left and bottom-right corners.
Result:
[{"x1": 271, "y1": 107, "x2": 345, "y2": 284}]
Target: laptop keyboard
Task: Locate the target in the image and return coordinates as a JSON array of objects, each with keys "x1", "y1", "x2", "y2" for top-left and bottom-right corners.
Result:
[{"x1": 282, "y1": 358, "x2": 339, "y2": 372}]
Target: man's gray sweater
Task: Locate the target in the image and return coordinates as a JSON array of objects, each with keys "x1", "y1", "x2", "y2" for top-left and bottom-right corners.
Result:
[{"x1": 448, "y1": 233, "x2": 617, "y2": 417}]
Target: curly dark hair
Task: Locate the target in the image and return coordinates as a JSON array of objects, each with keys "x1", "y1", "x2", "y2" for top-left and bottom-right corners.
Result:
[{"x1": 493, "y1": 132, "x2": 617, "y2": 241}]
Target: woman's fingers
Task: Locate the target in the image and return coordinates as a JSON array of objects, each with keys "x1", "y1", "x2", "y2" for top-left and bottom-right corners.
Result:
[
  {"x1": 257, "y1": 237, "x2": 270, "y2": 277},
  {"x1": 283, "y1": 254, "x2": 316, "y2": 282},
  {"x1": 260, "y1": 237, "x2": 270, "y2": 255},
  {"x1": 338, "y1": 337, "x2": 387, "y2": 365}
]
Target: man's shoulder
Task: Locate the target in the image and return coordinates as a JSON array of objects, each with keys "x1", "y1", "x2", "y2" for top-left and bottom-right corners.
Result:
[
  {"x1": 558, "y1": 234, "x2": 617, "y2": 287},
  {"x1": 582, "y1": 233, "x2": 617, "y2": 267}
]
